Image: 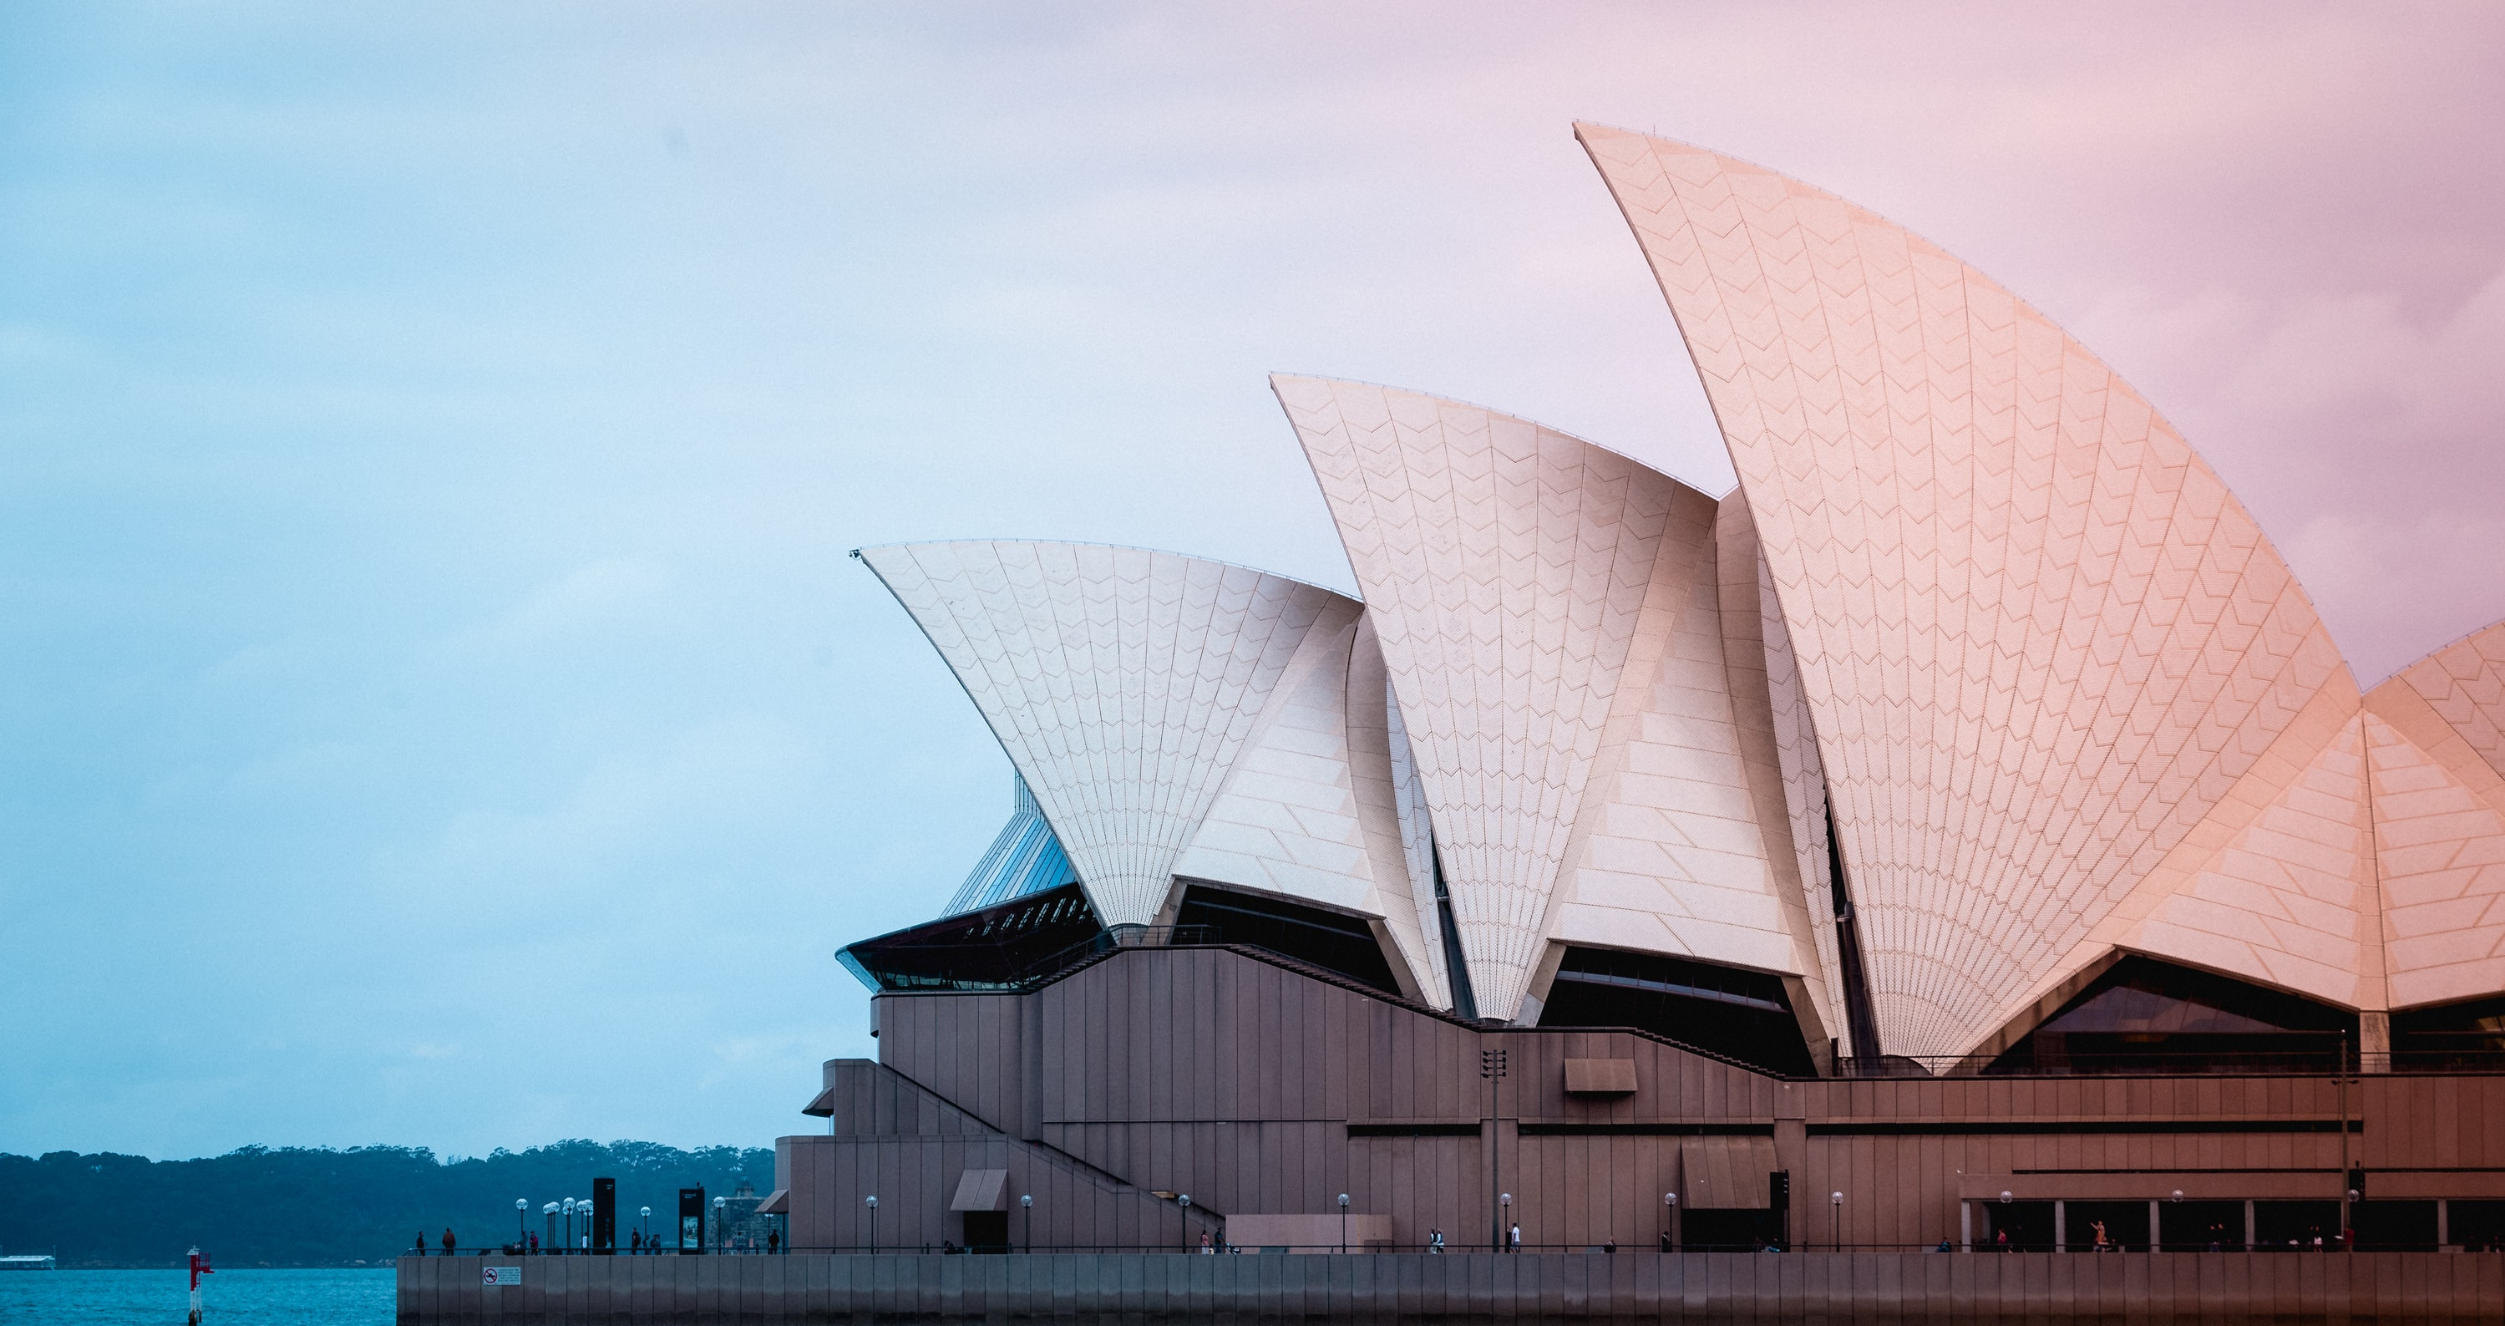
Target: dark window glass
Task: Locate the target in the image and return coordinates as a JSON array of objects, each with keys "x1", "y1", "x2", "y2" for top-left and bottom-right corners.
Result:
[
  {"x1": 1536, "y1": 947, "x2": 1815, "y2": 1077},
  {"x1": 837, "y1": 884, "x2": 1102, "y2": 991},
  {"x1": 2157, "y1": 1200, "x2": 2247, "y2": 1251},
  {"x1": 2253, "y1": 1200, "x2": 2341, "y2": 1250},
  {"x1": 2449, "y1": 1199, "x2": 2505, "y2": 1251},
  {"x1": 1987, "y1": 956, "x2": 2357, "y2": 1074},
  {"x1": 2391, "y1": 993, "x2": 2505, "y2": 1070},
  {"x1": 2353, "y1": 1200, "x2": 2437, "y2": 1251},
  {"x1": 1175, "y1": 885, "x2": 1403, "y2": 995},
  {"x1": 1979, "y1": 1200, "x2": 2054, "y2": 1251},
  {"x1": 2062, "y1": 1200, "x2": 2148, "y2": 1251},
  {"x1": 1678, "y1": 1208, "x2": 1783, "y2": 1251}
]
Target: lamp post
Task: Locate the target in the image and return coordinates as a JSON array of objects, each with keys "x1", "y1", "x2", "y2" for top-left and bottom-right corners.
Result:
[
  {"x1": 1831, "y1": 1192, "x2": 1843, "y2": 1250},
  {"x1": 865, "y1": 1195, "x2": 878, "y2": 1254},
  {"x1": 1178, "y1": 1195, "x2": 1192, "y2": 1253},
  {"x1": 714, "y1": 1196, "x2": 727, "y2": 1254},
  {"x1": 1501, "y1": 1193, "x2": 1513, "y2": 1252},
  {"x1": 1664, "y1": 1192, "x2": 1677, "y2": 1252},
  {"x1": 1480, "y1": 1048, "x2": 1508, "y2": 1252},
  {"x1": 640, "y1": 1207, "x2": 652, "y2": 1254},
  {"x1": 563, "y1": 1198, "x2": 576, "y2": 1254},
  {"x1": 543, "y1": 1202, "x2": 558, "y2": 1253},
  {"x1": 1338, "y1": 1193, "x2": 1350, "y2": 1253},
  {"x1": 1020, "y1": 1195, "x2": 1032, "y2": 1253},
  {"x1": 516, "y1": 1198, "x2": 528, "y2": 1250}
]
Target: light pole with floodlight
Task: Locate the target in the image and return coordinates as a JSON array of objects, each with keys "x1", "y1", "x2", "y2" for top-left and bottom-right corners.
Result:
[{"x1": 1480, "y1": 1048, "x2": 1508, "y2": 1251}]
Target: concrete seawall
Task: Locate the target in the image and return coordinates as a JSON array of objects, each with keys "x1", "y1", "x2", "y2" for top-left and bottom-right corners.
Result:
[{"x1": 399, "y1": 1250, "x2": 2505, "y2": 1323}]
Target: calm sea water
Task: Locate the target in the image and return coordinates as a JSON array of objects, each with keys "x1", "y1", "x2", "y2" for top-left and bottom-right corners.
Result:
[{"x1": 0, "y1": 1269, "x2": 393, "y2": 1325}]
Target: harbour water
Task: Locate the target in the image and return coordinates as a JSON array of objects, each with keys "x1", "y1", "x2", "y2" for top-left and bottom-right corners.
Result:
[{"x1": 0, "y1": 1268, "x2": 392, "y2": 1325}]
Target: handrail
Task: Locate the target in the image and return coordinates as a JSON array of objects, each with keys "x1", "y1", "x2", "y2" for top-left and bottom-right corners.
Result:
[{"x1": 408, "y1": 1240, "x2": 2505, "y2": 1256}]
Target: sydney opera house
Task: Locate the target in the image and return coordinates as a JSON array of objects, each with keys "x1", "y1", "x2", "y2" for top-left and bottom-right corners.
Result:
[{"x1": 775, "y1": 126, "x2": 2505, "y2": 1259}]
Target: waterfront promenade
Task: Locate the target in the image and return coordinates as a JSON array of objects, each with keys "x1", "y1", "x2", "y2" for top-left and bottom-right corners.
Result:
[{"x1": 399, "y1": 1249, "x2": 2505, "y2": 1323}]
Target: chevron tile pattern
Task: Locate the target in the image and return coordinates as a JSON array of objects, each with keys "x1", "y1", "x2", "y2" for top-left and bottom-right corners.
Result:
[
  {"x1": 2121, "y1": 716, "x2": 2379, "y2": 1008},
  {"x1": 2390, "y1": 622, "x2": 2505, "y2": 784},
  {"x1": 1545, "y1": 481, "x2": 1828, "y2": 1006},
  {"x1": 1275, "y1": 376, "x2": 1691, "y2": 1019},
  {"x1": 860, "y1": 541, "x2": 1352, "y2": 927},
  {"x1": 1174, "y1": 610, "x2": 1437, "y2": 990},
  {"x1": 2362, "y1": 709, "x2": 2505, "y2": 1009},
  {"x1": 1578, "y1": 124, "x2": 2350, "y2": 1056}
]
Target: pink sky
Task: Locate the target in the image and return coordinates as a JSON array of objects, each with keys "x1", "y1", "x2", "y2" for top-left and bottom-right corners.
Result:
[{"x1": 1010, "y1": 1, "x2": 2505, "y2": 683}]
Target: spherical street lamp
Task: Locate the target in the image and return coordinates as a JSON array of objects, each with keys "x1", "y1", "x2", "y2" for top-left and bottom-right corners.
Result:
[
  {"x1": 543, "y1": 1202, "x2": 558, "y2": 1253},
  {"x1": 1831, "y1": 1192, "x2": 1843, "y2": 1250},
  {"x1": 1019, "y1": 1194, "x2": 1033, "y2": 1253},
  {"x1": 1338, "y1": 1193, "x2": 1350, "y2": 1253},
  {"x1": 640, "y1": 1206, "x2": 653, "y2": 1253},
  {"x1": 563, "y1": 1197, "x2": 576, "y2": 1253},
  {"x1": 516, "y1": 1198, "x2": 528, "y2": 1249},
  {"x1": 714, "y1": 1195, "x2": 727, "y2": 1254},
  {"x1": 864, "y1": 1194, "x2": 878, "y2": 1254}
]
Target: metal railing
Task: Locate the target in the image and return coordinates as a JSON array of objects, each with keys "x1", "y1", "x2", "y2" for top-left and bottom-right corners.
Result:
[
  {"x1": 406, "y1": 1240, "x2": 2505, "y2": 1256},
  {"x1": 1834, "y1": 1046, "x2": 2505, "y2": 1077},
  {"x1": 1019, "y1": 924, "x2": 1218, "y2": 985}
]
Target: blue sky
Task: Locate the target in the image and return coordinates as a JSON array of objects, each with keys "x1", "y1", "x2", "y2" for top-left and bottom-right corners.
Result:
[{"x1": 5, "y1": 3, "x2": 2501, "y2": 1160}]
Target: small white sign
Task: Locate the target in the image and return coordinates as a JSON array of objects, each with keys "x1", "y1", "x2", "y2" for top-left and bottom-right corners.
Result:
[{"x1": 483, "y1": 1267, "x2": 520, "y2": 1287}]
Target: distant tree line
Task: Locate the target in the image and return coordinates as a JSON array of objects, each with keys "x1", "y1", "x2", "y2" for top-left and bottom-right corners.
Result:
[{"x1": 0, "y1": 1140, "x2": 775, "y2": 1268}]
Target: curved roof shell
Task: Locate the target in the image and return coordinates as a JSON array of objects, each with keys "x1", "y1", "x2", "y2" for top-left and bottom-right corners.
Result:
[
  {"x1": 852, "y1": 128, "x2": 2505, "y2": 1060},
  {"x1": 859, "y1": 540, "x2": 1359, "y2": 927},
  {"x1": 1578, "y1": 124, "x2": 2353, "y2": 1056}
]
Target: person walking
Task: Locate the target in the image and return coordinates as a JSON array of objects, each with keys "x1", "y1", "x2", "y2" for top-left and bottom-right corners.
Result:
[
  {"x1": 1428, "y1": 1227, "x2": 1444, "y2": 1253},
  {"x1": 416, "y1": 1231, "x2": 429, "y2": 1256},
  {"x1": 1508, "y1": 1222, "x2": 1521, "y2": 1253}
]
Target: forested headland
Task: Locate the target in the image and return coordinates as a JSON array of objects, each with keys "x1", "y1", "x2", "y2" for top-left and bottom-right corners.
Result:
[{"x1": 0, "y1": 1140, "x2": 774, "y2": 1268}]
